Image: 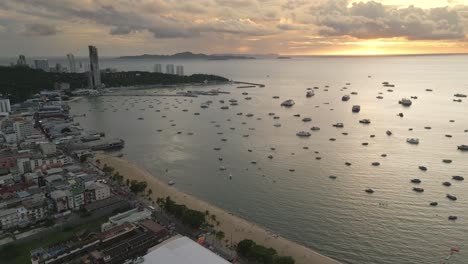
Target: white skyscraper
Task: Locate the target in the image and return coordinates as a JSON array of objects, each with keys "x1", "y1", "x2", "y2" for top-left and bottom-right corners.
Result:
[
  {"x1": 0, "y1": 98, "x2": 11, "y2": 113},
  {"x1": 176, "y1": 65, "x2": 184, "y2": 76},
  {"x1": 34, "y1": 60, "x2": 49, "y2": 72},
  {"x1": 154, "y1": 64, "x2": 162, "y2": 73},
  {"x1": 88, "y1": 45, "x2": 101, "y2": 89},
  {"x1": 166, "y1": 64, "x2": 175, "y2": 74},
  {"x1": 67, "y1": 53, "x2": 77, "y2": 73}
]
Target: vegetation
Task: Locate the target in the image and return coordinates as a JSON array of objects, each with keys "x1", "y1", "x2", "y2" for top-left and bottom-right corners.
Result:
[
  {"x1": 129, "y1": 180, "x2": 148, "y2": 194},
  {"x1": 237, "y1": 239, "x2": 295, "y2": 264},
  {"x1": 0, "y1": 66, "x2": 229, "y2": 103},
  {"x1": 0, "y1": 217, "x2": 108, "y2": 264},
  {"x1": 161, "y1": 196, "x2": 206, "y2": 229}
]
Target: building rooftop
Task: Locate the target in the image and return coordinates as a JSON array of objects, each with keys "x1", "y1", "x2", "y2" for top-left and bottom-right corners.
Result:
[{"x1": 142, "y1": 236, "x2": 230, "y2": 264}]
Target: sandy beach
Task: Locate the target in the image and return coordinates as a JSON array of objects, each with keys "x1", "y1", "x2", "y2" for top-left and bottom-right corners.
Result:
[{"x1": 96, "y1": 154, "x2": 340, "y2": 264}]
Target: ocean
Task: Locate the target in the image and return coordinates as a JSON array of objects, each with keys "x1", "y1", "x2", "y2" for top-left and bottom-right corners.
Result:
[{"x1": 24, "y1": 55, "x2": 468, "y2": 263}]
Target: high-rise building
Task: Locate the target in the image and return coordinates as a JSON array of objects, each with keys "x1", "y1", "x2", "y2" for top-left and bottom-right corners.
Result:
[
  {"x1": 17, "y1": 55, "x2": 27, "y2": 66},
  {"x1": 176, "y1": 65, "x2": 184, "y2": 76},
  {"x1": 67, "y1": 53, "x2": 77, "y2": 73},
  {"x1": 166, "y1": 64, "x2": 175, "y2": 74},
  {"x1": 154, "y1": 64, "x2": 162, "y2": 73},
  {"x1": 0, "y1": 98, "x2": 11, "y2": 113},
  {"x1": 88, "y1": 45, "x2": 101, "y2": 89},
  {"x1": 55, "y1": 63, "x2": 63, "y2": 73},
  {"x1": 34, "y1": 60, "x2": 49, "y2": 72}
]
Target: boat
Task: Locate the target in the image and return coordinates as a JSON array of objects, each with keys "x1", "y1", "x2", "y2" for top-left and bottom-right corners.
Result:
[
  {"x1": 430, "y1": 202, "x2": 438, "y2": 206},
  {"x1": 200, "y1": 104, "x2": 209, "y2": 108},
  {"x1": 273, "y1": 96, "x2": 280, "y2": 99},
  {"x1": 268, "y1": 155, "x2": 273, "y2": 159},
  {"x1": 448, "y1": 216, "x2": 458, "y2": 220},
  {"x1": 302, "y1": 117, "x2": 312, "y2": 122},
  {"x1": 452, "y1": 176, "x2": 464, "y2": 181},
  {"x1": 296, "y1": 131, "x2": 311, "y2": 137},
  {"x1": 413, "y1": 187, "x2": 424, "y2": 192},
  {"x1": 220, "y1": 106, "x2": 229, "y2": 110},
  {"x1": 399, "y1": 98, "x2": 412, "y2": 106},
  {"x1": 372, "y1": 162, "x2": 380, "y2": 166},
  {"x1": 454, "y1": 93, "x2": 467, "y2": 98},
  {"x1": 419, "y1": 166, "x2": 427, "y2": 171},
  {"x1": 352, "y1": 105, "x2": 360, "y2": 113},
  {"x1": 168, "y1": 180, "x2": 175, "y2": 186},
  {"x1": 359, "y1": 119, "x2": 371, "y2": 124},
  {"x1": 293, "y1": 114, "x2": 300, "y2": 117},
  {"x1": 311, "y1": 126, "x2": 320, "y2": 131},
  {"x1": 219, "y1": 166, "x2": 226, "y2": 171},
  {"x1": 281, "y1": 99, "x2": 295, "y2": 107},
  {"x1": 443, "y1": 159, "x2": 452, "y2": 163},
  {"x1": 138, "y1": 117, "x2": 144, "y2": 120},
  {"x1": 365, "y1": 188, "x2": 374, "y2": 193},
  {"x1": 333, "y1": 123, "x2": 344, "y2": 128},
  {"x1": 457, "y1": 145, "x2": 468, "y2": 151},
  {"x1": 386, "y1": 130, "x2": 392, "y2": 136},
  {"x1": 268, "y1": 112, "x2": 275, "y2": 116},
  {"x1": 273, "y1": 123, "x2": 281, "y2": 127},
  {"x1": 398, "y1": 113, "x2": 404, "y2": 117},
  {"x1": 406, "y1": 138, "x2": 419, "y2": 145},
  {"x1": 342, "y1": 95, "x2": 350, "y2": 101},
  {"x1": 453, "y1": 99, "x2": 462, "y2": 102},
  {"x1": 228, "y1": 99, "x2": 237, "y2": 103},
  {"x1": 411, "y1": 179, "x2": 421, "y2": 184},
  {"x1": 443, "y1": 181, "x2": 452, "y2": 187},
  {"x1": 376, "y1": 96, "x2": 384, "y2": 99},
  {"x1": 446, "y1": 194, "x2": 457, "y2": 200},
  {"x1": 246, "y1": 113, "x2": 254, "y2": 117},
  {"x1": 329, "y1": 175, "x2": 337, "y2": 179},
  {"x1": 306, "y1": 91, "x2": 315, "y2": 97}
]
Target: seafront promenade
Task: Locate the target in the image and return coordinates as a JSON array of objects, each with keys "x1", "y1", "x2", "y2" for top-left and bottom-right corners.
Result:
[{"x1": 96, "y1": 153, "x2": 341, "y2": 264}]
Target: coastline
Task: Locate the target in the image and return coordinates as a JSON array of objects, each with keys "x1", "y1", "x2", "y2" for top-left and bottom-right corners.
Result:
[{"x1": 96, "y1": 153, "x2": 340, "y2": 264}]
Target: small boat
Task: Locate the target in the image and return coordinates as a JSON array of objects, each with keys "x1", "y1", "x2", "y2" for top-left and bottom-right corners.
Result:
[
  {"x1": 342, "y1": 95, "x2": 350, "y2": 101},
  {"x1": 289, "y1": 169, "x2": 295, "y2": 172},
  {"x1": 352, "y1": 105, "x2": 360, "y2": 113},
  {"x1": 219, "y1": 166, "x2": 226, "y2": 171},
  {"x1": 200, "y1": 104, "x2": 209, "y2": 108},
  {"x1": 293, "y1": 114, "x2": 300, "y2": 117},
  {"x1": 448, "y1": 216, "x2": 458, "y2": 220},
  {"x1": 138, "y1": 117, "x2": 144, "y2": 120},
  {"x1": 329, "y1": 175, "x2": 337, "y2": 179},
  {"x1": 359, "y1": 119, "x2": 371, "y2": 124},
  {"x1": 272, "y1": 96, "x2": 280, "y2": 99},
  {"x1": 268, "y1": 112, "x2": 275, "y2": 116},
  {"x1": 376, "y1": 96, "x2": 384, "y2": 99},
  {"x1": 273, "y1": 123, "x2": 281, "y2": 127},
  {"x1": 398, "y1": 113, "x2": 404, "y2": 117},
  {"x1": 333, "y1": 123, "x2": 344, "y2": 128},
  {"x1": 425, "y1": 89, "x2": 433, "y2": 92},
  {"x1": 268, "y1": 155, "x2": 273, "y2": 159},
  {"x1": 296, "y1": 131, "x2": 311, "y2": 137},
  {"x1": 168, "y1": 180, "x2": 175, "y2": 186},
  {"x1": 371, "y1": 162, "x2": 380, "y2": 166},
  {"x1": 365, "y1": 188, "x2": 374, "y2": 193},
  {"x1": 445, "y1": 134, "x2": 452, "y2": 138},
  {"x1": 453, "y1": 99, "x2": 462, "y2": 102},
  {"x1": 413, "y1": 187, "x2": 424, "y2": 192},
  {"x1": 362, "y1": 142, "x2": 369, "y2": 146},
  {"x1": 411, "y1": 179, "x2": 421, "y2": 184},
  {"x1": 306, "y1": 91, "x2": 315, "y2": 97},
  {"x1": 351, "y1": 92, "x2": 358, "y2": 95},
  {"x1": 302, "y1": 117, "x2": 312, "y2": 122},
  {"x1": 454, "y1": 93, "x2": 467, "y2": 98},
  {"x1": 442, "y1": 182, "x2": 452, "y2": 187},
  {"x1": 419, "y1": 166, "x2": 427, "y2": 171},
  {"x1": 452, "y1": 176, "x2": 464, "y2": 181},
  {"x1": 446, "y1": 194, "x2": 457, "y2": 201},
  {"x1": 281, "y1": 99, "x2": 295, "y2": 107},
  {"x1": 386, "y1": 130, "x2": 392, "y2": 136},
  {"x1": 443, "y1": 159, "x2": 452, "y2": 163},
  {"x1": 457, "y1": 145, "x2": 468, "y2": 151},
  {"x1": 345, "y1": 162, "x2": 352, "y2": 166},
  {"x1": 311, "y1": 126, "x2": 320, "y2": 131},
  {"x1": 399, "y1": 98, "x2": 412, "y2": 106},
  {"x1": 430, "y1": 202, "x2": 438, "y2": 206},
  {"x1": 220, "y1": 106, "x2": 229, "y2": 110},
  {"x1": 406, "y1": 138, "x2": 419, "y2": 145}
]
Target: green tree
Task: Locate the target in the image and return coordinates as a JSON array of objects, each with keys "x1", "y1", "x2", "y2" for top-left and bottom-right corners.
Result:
[
  {"x1": 237, "y1": 239, "x2": 255, "y2": 257},
  {"x1": 274, "y1": 256, "x2": 295, "y2": 264},
  {"x1": 215, "y1": 231, "x2": 225, "y2": 245}
]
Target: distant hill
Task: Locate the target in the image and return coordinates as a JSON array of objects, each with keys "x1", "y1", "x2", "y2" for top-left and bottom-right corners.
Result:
[{"x1": 118, "y1": 51, "x2": 256, "y2": 60}]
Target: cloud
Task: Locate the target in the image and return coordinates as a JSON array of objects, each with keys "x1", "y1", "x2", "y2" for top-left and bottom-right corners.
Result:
[
  {"x1": 23, "y1": 23, "x2": 59, "y2": 36},
  {"x1": 282, "y1": 0, "x2": 309, "y2": 10},
  {"x1": 314, "y1": 0, "x2": 466, "y2": 40}
]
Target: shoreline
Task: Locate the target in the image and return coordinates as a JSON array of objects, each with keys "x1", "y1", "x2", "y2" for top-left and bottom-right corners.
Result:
[{"x1": 96, "y1": 153, "x2": 340, "y2": 264}]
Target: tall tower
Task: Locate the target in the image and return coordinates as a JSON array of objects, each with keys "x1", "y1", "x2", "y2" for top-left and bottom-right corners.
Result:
[
  {"x1": 88, "y1": 45, "x2": 101, "y2": 89},
  {"x1": 166, "y1": 64, "x2": 175, "y2": 74},
  {"x1": 67, "y1": 53, "x2": 77, "y2": 73},
  {"x1": 17, "y1": 55, "x2": 27, "y2": 66},
  {"x1": 176, "y1": 65, "x2": 184, "y2": 76},
  {"x1": 154, "y1": 64, "x2": 162, "y2": 73}
]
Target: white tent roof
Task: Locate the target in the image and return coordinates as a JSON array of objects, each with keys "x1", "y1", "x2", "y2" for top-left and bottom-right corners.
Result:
[{"x1": 142, "y1": 236, "x2": 230, "y2": 264}]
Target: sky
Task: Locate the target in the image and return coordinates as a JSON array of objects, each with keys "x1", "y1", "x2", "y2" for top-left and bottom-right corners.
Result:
[{"x1": 0, "y1": 0, "x2": 468, "y2": 56}]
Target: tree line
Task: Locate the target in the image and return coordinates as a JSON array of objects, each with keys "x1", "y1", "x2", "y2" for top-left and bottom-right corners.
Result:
[{"x1": 237, "y1": 239, "x2": 295, "y2": 264}]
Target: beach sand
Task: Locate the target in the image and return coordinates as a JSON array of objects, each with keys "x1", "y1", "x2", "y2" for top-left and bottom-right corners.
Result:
[{"x1": 96, "y1": 154, "x2": 340, "y2": 264}]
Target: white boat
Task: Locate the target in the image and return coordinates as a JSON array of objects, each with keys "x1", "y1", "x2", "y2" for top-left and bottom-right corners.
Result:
[
  {"x1": 281, "y1": 99, "x2": 295, "y2": 107},
  {"x1": 399, "y1": 98, "x2": 412, "y2": 106},
  {"x1": 352, "y1": 105, "x2": 360, "y2": 112},
  {"x1": 168, "y1": 180, "x2": 175, "y2": 185},
  {"x1": 296, "y1": 131, "x2": 311, "y2": 137},
  {"x1": 333, "y1": 123, "x2": 344, "y2": 128},
  {"x1": 273, "y1": 123, "x2": 281, "y2": 127},
  {"x1": 342, "y1": 95, "x2": 350, "y2": 101},
  {"x1": 407, "y1": 138, "x2": 419, "y2": 144},
  {"x1": 306, "y1": 91, "x2": 315, "y2": 97},
  {"x1": 219, "y1": 166, "x2": 226, "y2": 171}
]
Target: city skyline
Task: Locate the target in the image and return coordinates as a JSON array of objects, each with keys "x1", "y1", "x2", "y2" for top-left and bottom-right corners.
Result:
[{"x1": 0, "y1": 0, "x2": 467, "y2": 56}]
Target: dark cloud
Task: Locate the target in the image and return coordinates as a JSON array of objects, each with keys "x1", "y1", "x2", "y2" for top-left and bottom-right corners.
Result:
[
  {"x1": 314, "y1": 0, "x2": 466, "y2": 40},
  {"x1": 24, "y1": 23, "x2": 59, "y2": 36}
]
